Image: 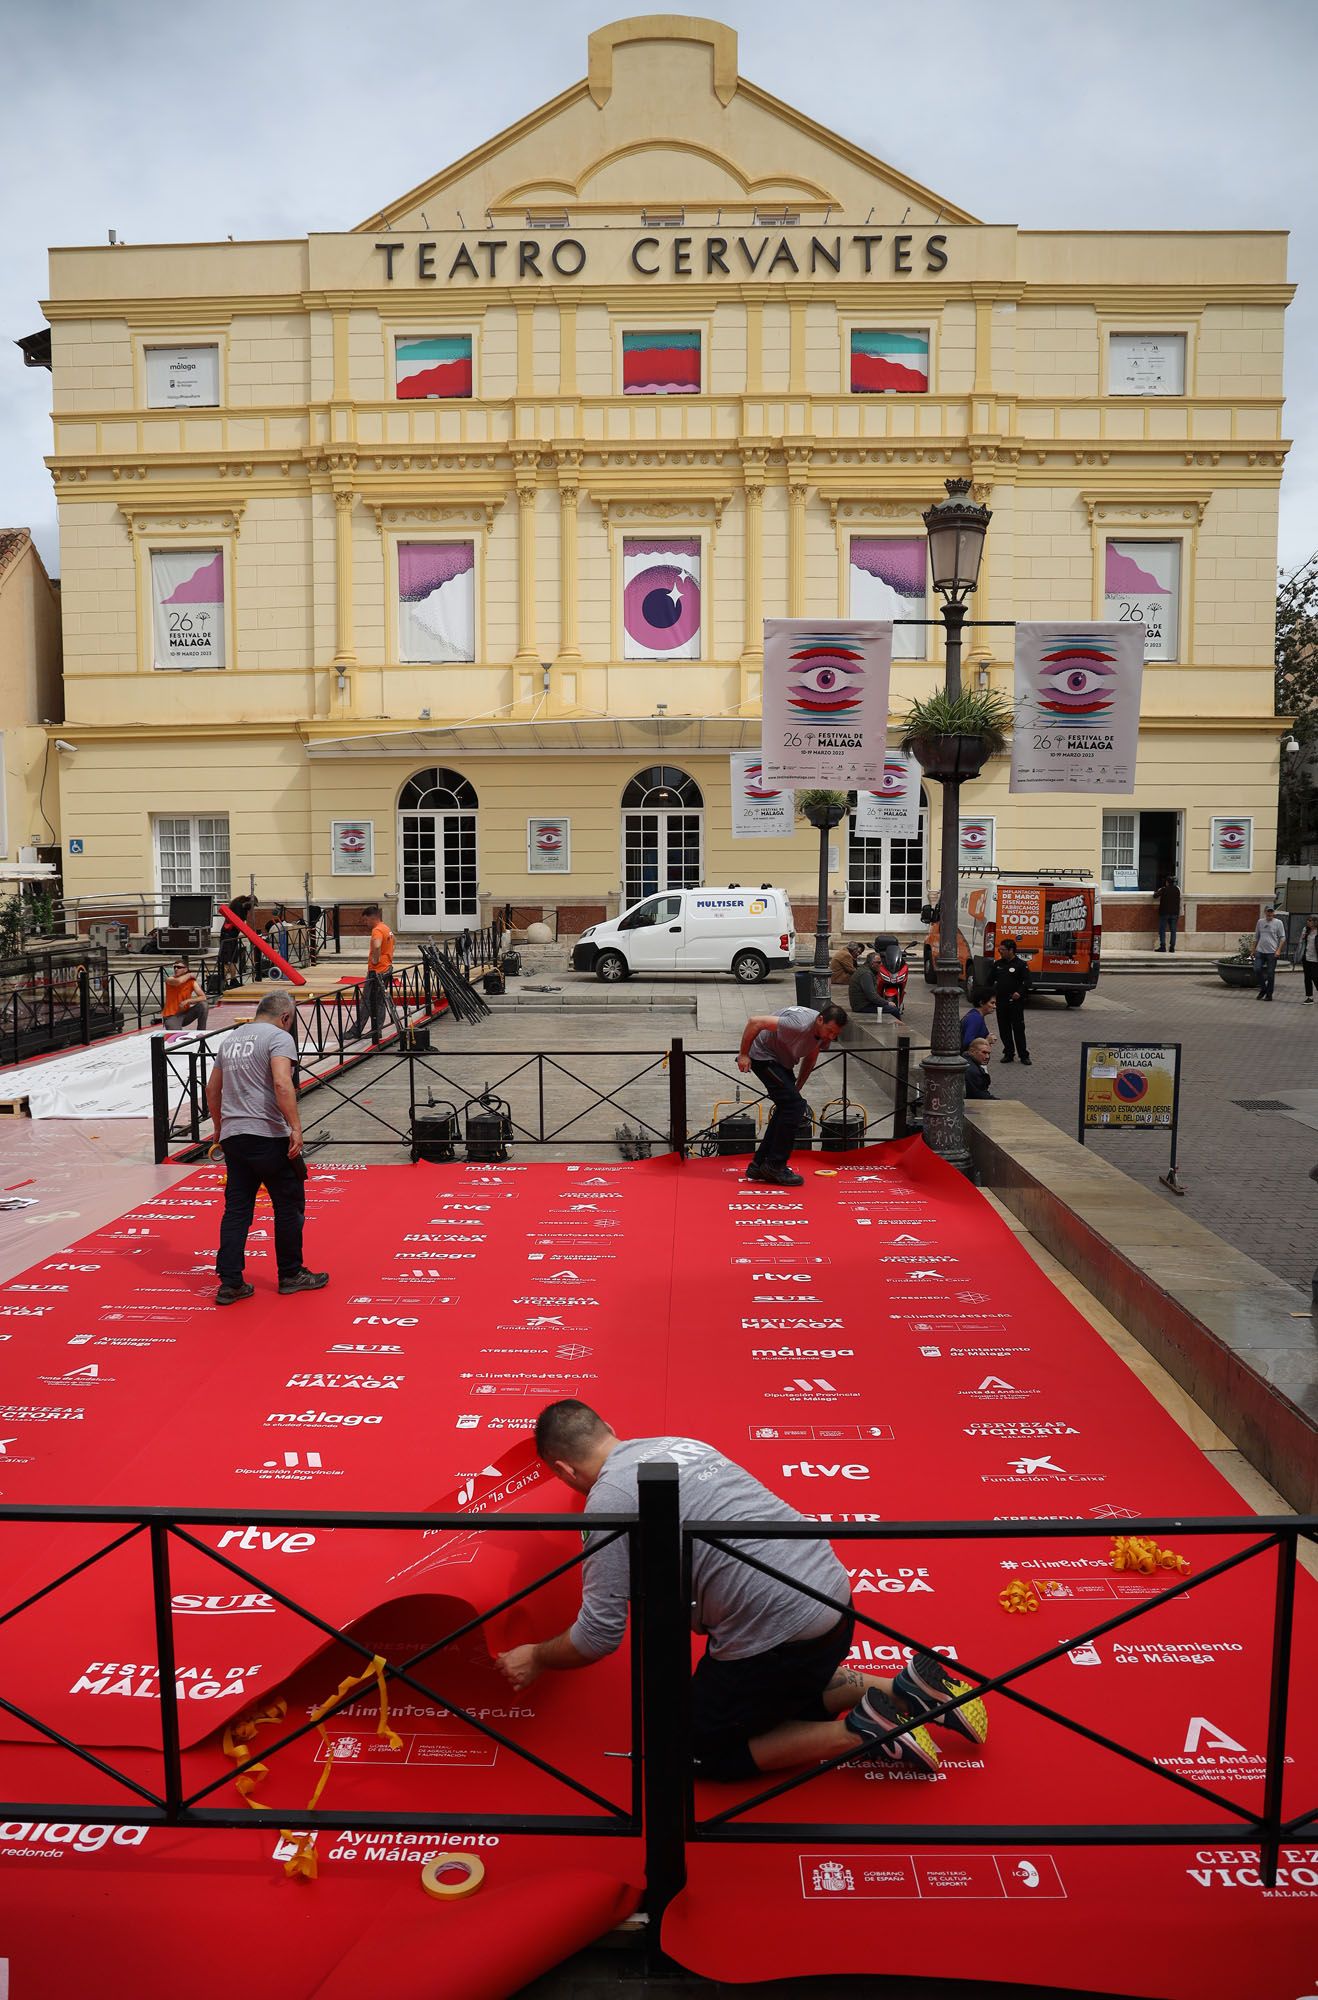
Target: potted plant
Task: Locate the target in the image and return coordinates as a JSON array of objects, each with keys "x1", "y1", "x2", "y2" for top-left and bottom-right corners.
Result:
[
  {"x1": 899, "y1": 687, "x2": 1015, "y2": 782},
  {"x1": 1216, "y1": 935, "x2": 1259, "y2": 988},
  {"x1": 795, "y1": 788, "x2": 849, "y2": 831}
]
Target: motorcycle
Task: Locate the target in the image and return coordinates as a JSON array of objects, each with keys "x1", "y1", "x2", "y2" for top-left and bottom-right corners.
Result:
[{"x1": 871, "y1": 935, "x2": 909, "y2": 1019}]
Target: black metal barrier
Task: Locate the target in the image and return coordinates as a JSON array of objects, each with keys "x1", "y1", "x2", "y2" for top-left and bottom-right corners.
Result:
[
  {"x1": 0, "y1": 1481, "x2": 1310, "y2": 1914},
  {"x1": 149, "y1": 1032, "x2": 922, "y2": 1164}
]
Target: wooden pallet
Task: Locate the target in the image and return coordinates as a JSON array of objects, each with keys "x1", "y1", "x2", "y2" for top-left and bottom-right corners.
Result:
[{"x1": 0, "y1": 1095, "x2": 31, "y2": 1117}]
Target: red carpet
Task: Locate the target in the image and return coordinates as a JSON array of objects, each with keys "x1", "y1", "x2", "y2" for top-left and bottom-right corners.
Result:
[{"x1": 0, "y1": 1147, "x2": 1311, "y2": 1999}]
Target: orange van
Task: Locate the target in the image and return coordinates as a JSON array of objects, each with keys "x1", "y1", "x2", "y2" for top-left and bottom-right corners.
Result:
[{"x1": 921, "y1": 869, "x2": 1102, "y2": 1008}]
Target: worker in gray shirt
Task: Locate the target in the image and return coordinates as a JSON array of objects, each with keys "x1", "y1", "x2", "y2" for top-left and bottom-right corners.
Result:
[
  {"x1": 1252, "y1": 905, "x2": 1288, "y2": 1002},
  {"x1": 205, "y1": 991, "x2": 328, "y2": 1306},
  {"x1": 735, "y1": 1001, "x2": 847, "y2": 1187},
  {"x1": 496, "y1": 1401, "x2": 987, "y2": 1781}
]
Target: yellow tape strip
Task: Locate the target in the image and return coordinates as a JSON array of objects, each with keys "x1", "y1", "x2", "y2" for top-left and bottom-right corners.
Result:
[{"x1": 222, "y1": 1655, "x2": 401, "y2": 1881}]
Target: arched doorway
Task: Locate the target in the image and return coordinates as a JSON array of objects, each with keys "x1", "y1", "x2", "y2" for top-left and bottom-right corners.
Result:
[
  {"x1": 621, "y1": 766, "x2": 704, "y2": 903},
  {"x1": 845, "y1": 785, "x2": 929, "y2": 931},
  {"x1": 397, "y1": 767, "x2": 479, "y2": 931}
]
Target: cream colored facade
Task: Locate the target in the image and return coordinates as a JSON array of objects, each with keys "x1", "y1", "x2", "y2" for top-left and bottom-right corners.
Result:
[
  {"x1": 43, "y1": 15, "x2": 1291, "y2": 945},
  {"x1": 0, "y1": 530, "x2": 63, "y2": 866}
]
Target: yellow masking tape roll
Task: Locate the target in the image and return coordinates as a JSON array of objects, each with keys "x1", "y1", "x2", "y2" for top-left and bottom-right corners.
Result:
[{"x1": 421, "y1": 1853, "x2": 485, "y2": 1901}]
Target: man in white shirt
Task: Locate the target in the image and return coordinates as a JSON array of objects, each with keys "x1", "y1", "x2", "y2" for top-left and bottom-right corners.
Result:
[{"x1": 1252, "y1": 906, "x2": 1288, "y2": 1001}]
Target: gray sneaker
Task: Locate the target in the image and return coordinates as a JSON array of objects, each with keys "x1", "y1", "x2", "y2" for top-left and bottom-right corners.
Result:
[
  {"x1": 894, "y1": 1652, "x2": 989, "y2": 1745},
  {"x1": 215, "y1": 1281, "x2": 254, "y2": 1308}
]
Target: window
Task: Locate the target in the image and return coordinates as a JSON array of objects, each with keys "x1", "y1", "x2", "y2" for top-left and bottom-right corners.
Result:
[
  {"x1": 850, "y1": 329, "x2": 929, "y2": 394},
  {"x1": 622, "y1": 330, "x2": 700, "y2": 395},
  {"x1": 1108, "y1": 334, "x2": 1186, "y2": 396},
  {"x1": 150, "y1": 549, "x2": 225, "y2": 670},
  {"x1": 1103, "y1": 540, "x2": 1181, "y2": 662},
  {"x1": 394, "y1": 335, "x2": 472, "y2": 400},
  {"x1": 145, "y1": 345, "x2": 219, "y2": 408},
  {"x1": 397, "y1": 769, "x2": 479, "y2": 931},
  {"x1": 1101, "y1": 809, "x2": 1180, "y2": 891},
  {"x1": 622, "y1": 768, "x2": 703, "y2": 901},
  {"x1": 397, "y1": 542, "x2": 475, "y2": 663},
  {"x1": 622, "y1": 538, "x2": 701, "y2": 659},
  {"x1": 620, "y1": 894, "x2": 682, "y2": 931},
  {"x1": 848, "y1": 537, "x2": 926, "y2": 660},
  {"x1": 154, "y1": 815, "x2": 230, "y2": 902}
]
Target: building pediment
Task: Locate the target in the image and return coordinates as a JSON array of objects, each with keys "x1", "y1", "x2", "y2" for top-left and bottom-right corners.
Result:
[{"x1": 357, "y1": 15, "x2": 976, "y2": 234}]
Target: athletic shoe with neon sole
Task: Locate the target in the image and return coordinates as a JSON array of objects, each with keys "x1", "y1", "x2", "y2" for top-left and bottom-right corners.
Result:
[
  {"x1": 843, "y1": 1688, "x2": 939, "y2": 1772},
  {"x1": 894, "y1": 1652, "x2": 988, "y2": 1746}
]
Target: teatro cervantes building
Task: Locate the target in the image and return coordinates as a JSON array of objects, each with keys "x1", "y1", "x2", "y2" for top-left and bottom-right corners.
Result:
[{"x1": 40, "y1": 15, "x2": 1292, "y2": 948}]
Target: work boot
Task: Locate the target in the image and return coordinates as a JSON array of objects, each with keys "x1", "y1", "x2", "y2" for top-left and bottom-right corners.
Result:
[
  {"x1": 278, "y1": 1268, "x2": 330, "y2": 1295},
  {"x1": 759, "y1": 1166, "x2": 804, "y2": 1187},
  {"x1": 215, "y1": 1281, "x2": 254, "y2": 1308}
]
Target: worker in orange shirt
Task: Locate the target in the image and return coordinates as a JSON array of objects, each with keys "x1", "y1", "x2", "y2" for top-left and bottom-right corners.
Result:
[
  {"x1": 158, "y1": 956, "x2": 209, "y2": 1030},
  {"x1": 355, "y1": 903, "x2": 395, "y2": 1044}
]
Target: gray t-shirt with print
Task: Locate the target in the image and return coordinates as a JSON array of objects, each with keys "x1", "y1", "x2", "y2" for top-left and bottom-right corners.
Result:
[
  {"x1": 214, "y1": 1019, "x2": 296, "y2": 1139},
  {"x1": 749, "y1": 1005, "x2": 820, "y2": 1068}
]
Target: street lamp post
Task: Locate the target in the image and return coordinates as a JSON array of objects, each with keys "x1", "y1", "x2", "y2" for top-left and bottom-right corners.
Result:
[{"x1": 918, "y1": 479, "x2": 992, "y2": 1175}]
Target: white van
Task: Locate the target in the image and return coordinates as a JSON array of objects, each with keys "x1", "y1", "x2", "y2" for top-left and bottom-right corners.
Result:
[{"x1": 571, "y1": 886, "x2": 795, "y2": 983}]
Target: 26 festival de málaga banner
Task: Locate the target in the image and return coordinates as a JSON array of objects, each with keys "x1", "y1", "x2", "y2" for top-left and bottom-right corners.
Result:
[
  {"x1": 761, "y1": 619, "x2": 893, "y2": 788},
  {"x1": 853, "y1": 749, "x2": 921, "y2": 837},
  {"x1": 1010, "y1": 621, "x2": 1144, "y2": 794},
  {"x1": 150, "y1": 549, "x2": 225, "y2": 670},
  {"x1": 730, "y1": 753, "x2": 794, "y2": 838}
]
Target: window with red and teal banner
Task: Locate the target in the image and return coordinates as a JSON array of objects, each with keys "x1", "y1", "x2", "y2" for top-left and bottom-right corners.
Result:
[
  {"x1": 622, "y1": 330, "x2": 701, "y2": 395},
  {"x1": 850, "y1": 329, "x2": 929, "y2": 394},
  {"x1": 395, "y1": 335, "x2": 473, "y2": 400}
]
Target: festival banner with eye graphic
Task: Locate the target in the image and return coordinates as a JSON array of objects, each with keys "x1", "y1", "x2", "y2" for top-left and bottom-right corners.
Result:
[
  {"x1": 622, "y1": 538, "x2": 701, "y2": 659},
  {"x1": 1010, "y1": 621, "x2": 1145, "y2": 794},
  {"x1": 730, "y1": 752, "x2": 794, "y2": 837},
  {"x1": 959, "y1": 817, "x2": 996, "y2": 865},
  {"x1": 1210, "y1": 816, "x2": 1252, "y2": 872},
  {"x1": 527, "y1": 817, "x2": 571, "y2": 873},
  {"x1": 853, "y1": 750, "x2": 921, "y2": 837},
  {"x1": 761, "y1": 619, "x2": 894, "y2": 788}
]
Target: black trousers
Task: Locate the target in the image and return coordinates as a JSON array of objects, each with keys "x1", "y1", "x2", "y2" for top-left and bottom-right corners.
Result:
[
  {"x1": 1304, "y1": 962, "x2": 1318, "y2": 999},
  {"x1": 750, "y1": 1057, "x2": 804, "y2": 1171},
  {"x1": 998, "y1": 996, "x2": 1029, "y2": 1060},
  {"x1": 692, "y1": 1608, "x2": 856, "y2": 1781},
  {"x1": 217, "y1": 1134, "x2": 304, "y2": 1286}
]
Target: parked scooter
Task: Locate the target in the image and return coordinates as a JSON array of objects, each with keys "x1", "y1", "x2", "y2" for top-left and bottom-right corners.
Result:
[{"x1": 871, "y1": 935, "x2": 909, "y2": 1019}]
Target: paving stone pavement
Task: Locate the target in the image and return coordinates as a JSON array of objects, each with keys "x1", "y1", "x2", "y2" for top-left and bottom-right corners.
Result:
[{"x1": 898, "y1": 964, "x2": 1318, "y2": 1294}]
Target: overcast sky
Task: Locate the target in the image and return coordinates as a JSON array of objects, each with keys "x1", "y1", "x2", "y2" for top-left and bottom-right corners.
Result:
[{"x1": 5, "y1": 0, "x2": 1316, "y2": 579}]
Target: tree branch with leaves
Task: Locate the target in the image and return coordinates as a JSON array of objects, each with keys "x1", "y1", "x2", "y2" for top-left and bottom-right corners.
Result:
[{"x1": 1276, "y1": 551, "x2": 1318, "y2": 864}]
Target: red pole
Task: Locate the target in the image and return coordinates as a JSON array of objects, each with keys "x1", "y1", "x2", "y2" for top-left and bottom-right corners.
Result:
[{"x1": 218, "y1": 903, "x2": 307, "y2": 986}]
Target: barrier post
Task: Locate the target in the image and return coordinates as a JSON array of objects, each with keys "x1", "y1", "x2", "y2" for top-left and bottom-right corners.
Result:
[
  {"x1": 894, "y1": 1034, "x2": 911, "y2": 1139},
  {"x1": 148, "y1": 1521, "x2": 184, "y2": 1819},
  {"x1": 669, "y1": 1037, "x2": 688, "y2": 1157},
  {"x1": 636, "y1": 1461, "x2": 688, "y2": 1922},
  {"x1": 1260, "y1": 1529, "x2": 1298, "y2": 1888},
  {"x1": 78, "y1": 964, "x2": 91, "y2": 1045},
  {"x1": 149, "y1": 1036, "x2": 170, "y2": 1164}
]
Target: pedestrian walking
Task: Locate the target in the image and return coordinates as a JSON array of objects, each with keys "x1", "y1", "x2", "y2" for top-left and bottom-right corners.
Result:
[
  {"x1": 991, "y1": 937, "x2": 1032, "y2": 1065},
  {"x1": 1296, "y1": 916, "x2": 1318, "y2": 1003},
  {"x1": 737, "y1": 1002, "x2": 847, "y2": 1186},
  {"x1": 205, "y1": 991, "x2": 328, "y2": 1307},
  {"x1": 1252, "y1": 905, "x2": 1287, "y2": 1002},
  {"x1": 1155, "y1": 874, "x2": 1181, "y2": 954}
]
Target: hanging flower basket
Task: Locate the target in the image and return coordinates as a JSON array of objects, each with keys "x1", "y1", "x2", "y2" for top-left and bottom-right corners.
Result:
[
  {"x1": 908, "y1": 733, "x2": 994, "y2": 782},
  {"x1": 899, "y1": 689, "x2": 1014, "y2": 786}
]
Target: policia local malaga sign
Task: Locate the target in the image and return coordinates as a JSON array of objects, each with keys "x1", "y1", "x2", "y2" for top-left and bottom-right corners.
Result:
[{"x1": 1078, "y1": 1041, "x2": 1185, "y2": 1192}]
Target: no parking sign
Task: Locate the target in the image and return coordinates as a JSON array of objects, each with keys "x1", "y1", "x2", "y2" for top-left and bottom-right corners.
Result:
[{"x1": 1078, "y1": 1041, "x2": 1184, "y2": 1185}]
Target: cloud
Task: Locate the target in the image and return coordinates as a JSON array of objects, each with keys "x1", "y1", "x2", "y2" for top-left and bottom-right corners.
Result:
[{"x1": 4, "y1": 0, "x2": 1316, "y2": 577}]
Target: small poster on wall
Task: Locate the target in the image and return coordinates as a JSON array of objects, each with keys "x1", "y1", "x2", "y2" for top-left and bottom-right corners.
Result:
[
  {"x1": 959, "y1": 817, "x2": 995, "y2": 865},
  {"x1": 528, "y1": 818, "x2": 571, "y2": 873},
  {"x1": 331, "y1": 820, "x2": 374, "y2": 875},
  {"x1": 1210, "y1": 816, "x2": 1252, "y2": 872}
]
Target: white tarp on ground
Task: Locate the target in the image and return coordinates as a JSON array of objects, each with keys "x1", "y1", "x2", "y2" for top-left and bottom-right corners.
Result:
[{"x1": 16, "y1": 1029, "x2": 232, "y2": 1121}]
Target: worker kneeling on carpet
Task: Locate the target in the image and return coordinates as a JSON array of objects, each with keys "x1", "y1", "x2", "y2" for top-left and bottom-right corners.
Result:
[{"x1": 497, "y1": 1402, "x2": 986, "y2": 1780}]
